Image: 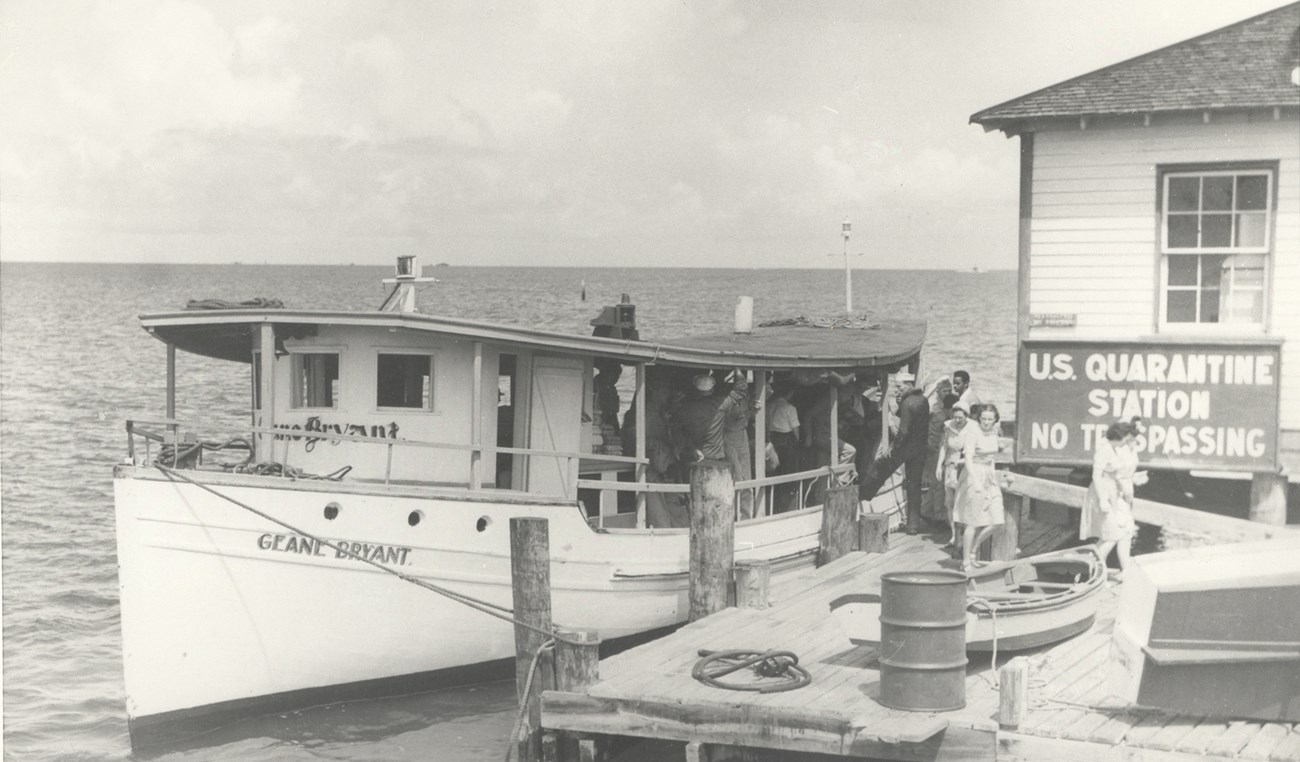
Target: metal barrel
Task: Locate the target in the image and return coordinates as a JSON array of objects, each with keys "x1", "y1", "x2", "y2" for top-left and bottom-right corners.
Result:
[{"x1": 877, "y1": 570, "x2": 969, "y2": 711}]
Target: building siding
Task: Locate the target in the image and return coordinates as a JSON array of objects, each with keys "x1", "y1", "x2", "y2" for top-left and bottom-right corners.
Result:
[{"x1": 1027, "y1": 120, "x2": 1300, "y2": 432}]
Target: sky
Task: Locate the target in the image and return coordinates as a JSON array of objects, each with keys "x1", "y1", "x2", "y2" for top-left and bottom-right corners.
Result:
[{"x1": 0, "y1": 0, "x2": 1289, "y2": 269}]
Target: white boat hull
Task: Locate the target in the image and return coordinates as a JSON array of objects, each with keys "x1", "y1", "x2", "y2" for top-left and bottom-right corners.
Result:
[{"x1": 113, "y1": 466, "x2": 824, "y2": 745}]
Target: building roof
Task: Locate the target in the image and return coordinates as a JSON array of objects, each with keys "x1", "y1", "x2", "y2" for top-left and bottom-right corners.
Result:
[{"x1": 971, "y1": 2, "x2": 1300, "y2": 130}]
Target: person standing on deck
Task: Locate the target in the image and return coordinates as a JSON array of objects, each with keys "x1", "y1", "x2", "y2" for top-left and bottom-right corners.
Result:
[
  {"x1": 858, "y1": 370, "x2": 930, "y2": 533},
  {"x1": 624, "y1": 376, "x2": 689, "y2": 528},
  {"x1": 920, "y1": 375, "x2": 954, "y2": 525},
  {"x1": 1080, "y1": 421, "x2": 1144, "y2": 580},
  {"x1": 766, "y1": 382, "x2": 801, "y2": 512},
  {"x1": 937, "y1": 397, "x2": 970, "y2": 548},
  {"x1": 723, "y1": 377, "x2": 760, "y2": 519},
  {"x1": 674, "y1": 369, "x2": 748, "y2": 466},
  {"x1": 952, "y1": 370, "x2": 981, "y2": 413},
  {"x1": 955, "y1": 404, "x2": 1006, "y2": 570}
]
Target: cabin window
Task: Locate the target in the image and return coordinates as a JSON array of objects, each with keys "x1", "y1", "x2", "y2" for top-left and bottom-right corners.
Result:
[
  {"x1": 290, "y1": 353, "x2": 339, "y2": 409},
  {"x1": 1160, "y1": 169, "x2": 1272, "y2": 327},
  {"x1": 376, "y1": 353, "x2": 433, "y2": 410}
]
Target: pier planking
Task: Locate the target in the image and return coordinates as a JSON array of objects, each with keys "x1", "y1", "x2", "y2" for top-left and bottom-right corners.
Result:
[{"x1": 541, "y1": 530, "x2": 1300, "y2": 761}]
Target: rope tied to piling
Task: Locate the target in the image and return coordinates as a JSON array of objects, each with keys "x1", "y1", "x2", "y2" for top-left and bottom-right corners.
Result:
[
  {"x1": 153, "y1": 464, "x2": 587, "y2": 647},
  {"x1": 504, "y1": 638, "x2": 554, "y2": 762},
  {"x1": 691, "y1": 649, "x2": 812, "y2": 693}
]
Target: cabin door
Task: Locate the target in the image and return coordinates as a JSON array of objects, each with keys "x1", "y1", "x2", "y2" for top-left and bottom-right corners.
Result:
[{"x1": 524, "y1": 355, "x2": 585, "y2": 498}]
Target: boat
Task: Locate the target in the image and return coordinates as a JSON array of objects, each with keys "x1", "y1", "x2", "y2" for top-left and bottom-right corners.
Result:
[
  {"x1": 829, "y1": 547, "x2": 1106, "y2": 652},
  {"x1": 1109, "y1": 536, "x2": 1300, "y2": 722},
  {"x1": 113, "y1": 257, "x2": 926, "y2": 749}
]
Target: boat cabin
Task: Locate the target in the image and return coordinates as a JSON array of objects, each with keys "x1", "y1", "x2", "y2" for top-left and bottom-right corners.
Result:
[{"x1": 130, "y1": 260, "x2": 926, "y2": 526}]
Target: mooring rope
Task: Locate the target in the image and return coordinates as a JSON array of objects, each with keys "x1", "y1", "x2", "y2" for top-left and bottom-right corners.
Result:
[
  {"x1": 504, "y1": 638, "x2": 555, "y2": 762},
  {"x1": 153, "y1": 464, "x2": 584, "y2": 646},
  {"x1": 967, "y1": 596, "x2": 1000, "y2": 687}
]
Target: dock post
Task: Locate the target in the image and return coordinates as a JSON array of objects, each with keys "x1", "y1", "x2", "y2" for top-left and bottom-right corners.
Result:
[
  {"x1": 511, "y1": 517, "x2": 554, "y2": 762},
  {"x1": 993, "y1": 493, "x2": 1022, "y2": 562},
  {"x1": 998, "y1": 658, "x2": 1029, "y2": 729},
  {"x1": 858, "y1": 512, "x2": 890, "y2": 554},
  {"x1": 690, "y1": 460, "x2": 735, "y2": 621},
  {"x1": 734, "y1": 559, "x2": 771, "y2": 609},
  {"x1": 818, "y1": 484, "x2": 858, "y2": 566},
  {"x1": 1249, "y1": 471, "x2": 1288, "y2": 525},
  {"x1": 552, "y1": 628, "x2": 601, "y2": 762}
]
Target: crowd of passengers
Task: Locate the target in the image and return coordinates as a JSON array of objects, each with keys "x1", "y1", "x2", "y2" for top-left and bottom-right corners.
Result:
[{"x1": 612, "y1": 365, "x2": 1013, "y2": 570}]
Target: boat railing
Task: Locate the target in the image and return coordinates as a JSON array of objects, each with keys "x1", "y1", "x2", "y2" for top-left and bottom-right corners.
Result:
[
  {"x1": 125, "y1": 417, "x2": 644, "y2": 494},
  {"x1": 126, "y1": 417, "x2": 853, "y2": 526},
  {"x1": 576, "y1": 462, "x2": 855, "y2": 524}
]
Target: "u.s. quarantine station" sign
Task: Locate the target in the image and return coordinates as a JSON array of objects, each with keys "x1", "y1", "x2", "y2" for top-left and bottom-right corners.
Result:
[{"x1": 1016, "y1": 340, "x2": 1281, "y2": 471}]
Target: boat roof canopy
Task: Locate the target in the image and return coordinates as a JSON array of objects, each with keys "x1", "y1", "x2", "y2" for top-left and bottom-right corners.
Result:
[{"x1": 140, "y1": 309, "x2": 926, "y2": 370}]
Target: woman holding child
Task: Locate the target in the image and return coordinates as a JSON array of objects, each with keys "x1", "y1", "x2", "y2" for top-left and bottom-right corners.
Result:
[{"x1": 1080, "y1": 420, "x2": 1147, "y2": 579}]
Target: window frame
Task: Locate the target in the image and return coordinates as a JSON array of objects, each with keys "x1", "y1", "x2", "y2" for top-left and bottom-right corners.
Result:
[
  {"x1": 288, "y1": 349, "x2": 342, "y2": 410},
  {"x1": 374, "y1": 349, "x2": 437, "y2": 413},
  {"x1": 1156, "y1": 163, "x2": 1276, "y2": 334}
]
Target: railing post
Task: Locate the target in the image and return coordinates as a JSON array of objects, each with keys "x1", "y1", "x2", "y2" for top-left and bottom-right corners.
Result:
[
  {"x1": 511, "y1": 517, "x2": 554, "y2": 762},
  {"x1": 471, "y1": 341, "x2": 483, "y2": 490},
  {"x1": 689, "y1": 460, "x2": 735, "y2": 621},
  {"x1": 818, "y1": 483, "x2": 858, "y2": 566}
]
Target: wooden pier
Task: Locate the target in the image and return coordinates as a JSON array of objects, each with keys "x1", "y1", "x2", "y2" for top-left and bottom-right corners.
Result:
[{"x1": 537, "y1": 531, "x2": 1300, "y2": 761}]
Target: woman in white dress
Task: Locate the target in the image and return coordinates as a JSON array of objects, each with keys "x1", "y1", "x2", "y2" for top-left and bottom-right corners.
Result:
[
  {"x1": 1082, "y1": 422, "x2": 1146, "y2": 579},
  {"x1": 954, "y1": 404, "x2": 1005, "y2": 571},
  {"x1": 935, "y1": 399, "x2": 970, "y2": 548}
]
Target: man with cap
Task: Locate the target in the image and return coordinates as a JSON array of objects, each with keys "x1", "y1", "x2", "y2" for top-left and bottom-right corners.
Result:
[
  {"x1": 672, "y1": 369, "x2": 749, "y2": 466},
  {"x1": 857, "y1": 369, "x2": 930, "y2": 533}
]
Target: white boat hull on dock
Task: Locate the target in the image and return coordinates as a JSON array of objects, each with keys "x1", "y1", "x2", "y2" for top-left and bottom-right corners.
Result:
[{"x1": 112, "y1": 466, "x2": 824, "y2": 746}]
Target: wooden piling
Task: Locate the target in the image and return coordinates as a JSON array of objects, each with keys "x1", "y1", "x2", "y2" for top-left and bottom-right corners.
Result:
[
  {"x1": 993, "y1": 492, "x2": 1023, "y2": 562},
  {"x1": 511, "y1": 517, "x2": 555, "y2": 762},
  {"x1": 1249, "y1": 471, "x2": 1288, "y2": 525},
  {"x1": 858, "y1": 512, "x2": 890, "y2": 554},
  {"x1": 555, "y1": 628, "x2": 600, "y2": 691},
  {"x1": 734, "y1": 559, "x2": 771, "y2": 609},
  {"x1": 818, "y1": 484, "x2": 858, "y2": 566},
  {"x1": 690, "y1": 460, "x2": 735, "y2": 621},
  {"x1": 998, "y1": 658, "x2": 1029, "y2": 729}
]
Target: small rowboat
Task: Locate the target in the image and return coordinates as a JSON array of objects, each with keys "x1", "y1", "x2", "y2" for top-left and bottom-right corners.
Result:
[{"x1": 830, "y1": 547, "x2": 1106, "y2": 653}]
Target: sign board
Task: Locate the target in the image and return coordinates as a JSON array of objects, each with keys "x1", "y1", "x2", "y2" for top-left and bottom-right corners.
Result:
[
  {"x1": 1029, "y1": 313, "x2": 1077, "y2": 328},
  {"x1": 1016, "y1": 340, "x2": 1281, "y2": 471}
]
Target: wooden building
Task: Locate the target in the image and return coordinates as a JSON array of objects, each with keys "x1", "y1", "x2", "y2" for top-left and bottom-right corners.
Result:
[{"x1": 972, "y1": 3, "x2": 1300, "y2": 522}]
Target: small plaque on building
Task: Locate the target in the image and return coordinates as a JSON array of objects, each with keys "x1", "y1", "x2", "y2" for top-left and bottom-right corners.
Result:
[{"x1": 1029, "y1": 313, "x2": 1077, "y2": 328}]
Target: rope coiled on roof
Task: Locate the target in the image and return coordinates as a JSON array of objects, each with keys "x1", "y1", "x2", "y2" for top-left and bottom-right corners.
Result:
[
  {"x1": 185, "y1": 297, "x2": 286, "y2": 310},
  {"x1": 757, "y1": 314, "x2": 880, "y2": 329}
]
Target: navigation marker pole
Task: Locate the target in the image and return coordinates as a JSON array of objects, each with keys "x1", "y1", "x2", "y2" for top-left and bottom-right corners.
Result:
[{"x1": 832, "y1": 218, "x2": 864, "y2": 313}]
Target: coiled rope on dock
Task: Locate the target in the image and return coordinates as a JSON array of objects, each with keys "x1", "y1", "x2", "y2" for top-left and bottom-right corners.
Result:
[
  {"x1": 153, "y1": 464, "x2": 585, "y2": 647},
  {"x1": 691, "y1": 648, "x2": 812, "y2": 693}
]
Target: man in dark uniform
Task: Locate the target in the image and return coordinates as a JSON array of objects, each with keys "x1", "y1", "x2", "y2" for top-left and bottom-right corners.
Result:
[
  {"x1": 857, "y1": 370, "x2": 930, "y2": 533},
  {"x1": 673, "y1": 370, "x2": 748, "y2": 465}
]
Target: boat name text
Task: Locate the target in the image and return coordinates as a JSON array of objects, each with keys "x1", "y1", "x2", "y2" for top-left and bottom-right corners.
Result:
[
  {"x1": 256, "y1": 532, "x2": 412, "y2": 566},
  {"x1": 271, "y1": 417, "x2": 401, "y2": 452}
]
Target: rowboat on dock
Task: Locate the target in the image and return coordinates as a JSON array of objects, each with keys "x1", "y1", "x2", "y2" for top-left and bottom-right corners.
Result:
[
  {"x1": 113, "y1": 258, "x2": 925, "y2": 750},
  {"x1": 829, "y1": 546, "x2": 1106, "y2": 653},
  {"x1": 1109, "y1": 536, "x2": 1300, "y2": 722}
]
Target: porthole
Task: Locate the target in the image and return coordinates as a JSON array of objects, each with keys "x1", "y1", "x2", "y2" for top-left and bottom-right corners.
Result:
[
  {"x1": 324, "y1": 502, "x2": 340, "y2": 520},
  {"x1": 408, "y1": 510, "x2": 423, "y2": 527},
  {"x1": 476, "y1": 516, "x2": 491, "y2": 533}
]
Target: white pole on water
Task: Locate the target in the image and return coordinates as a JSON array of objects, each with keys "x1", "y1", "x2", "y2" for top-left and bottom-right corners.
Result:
[
  {"x1": 835, "y1": 218, "x2": 862, "y2": 313},
  {"x1": 842, "y1": 219, "x2": 852, "y2": 312}
]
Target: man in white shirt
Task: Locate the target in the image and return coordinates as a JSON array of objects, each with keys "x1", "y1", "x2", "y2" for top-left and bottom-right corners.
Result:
[{"x1": 952, "y1": 370, "x2": 981, "y2": 412}]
